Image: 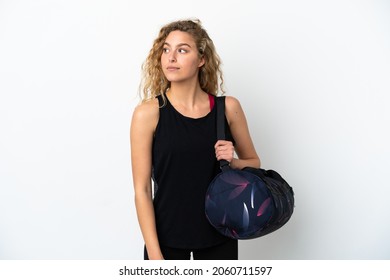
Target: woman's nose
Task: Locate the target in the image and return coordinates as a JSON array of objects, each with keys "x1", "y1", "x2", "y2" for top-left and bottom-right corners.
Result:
[{"x1": 169, "y1": 53, "x2": 176, "y2": 62}]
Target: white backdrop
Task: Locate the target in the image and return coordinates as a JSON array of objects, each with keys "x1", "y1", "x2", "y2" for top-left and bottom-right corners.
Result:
[{"x1": 1, "y1": 0, "x2": 389, "y2": 259}]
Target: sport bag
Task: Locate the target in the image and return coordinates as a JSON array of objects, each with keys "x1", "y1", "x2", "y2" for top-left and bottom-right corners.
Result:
[{"x1": 205, "y1": 96, "x2": 295, "y2": 239}]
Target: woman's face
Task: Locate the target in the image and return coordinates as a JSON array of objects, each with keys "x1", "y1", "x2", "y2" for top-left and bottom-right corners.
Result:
[{"x1": 161, "y1": 30, "x2": 205, "y2": 84}]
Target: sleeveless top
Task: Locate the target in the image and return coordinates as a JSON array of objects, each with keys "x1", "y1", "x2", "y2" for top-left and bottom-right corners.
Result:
[{"x1": 152, "y1": 94, "x2": 234, "y2": 249}]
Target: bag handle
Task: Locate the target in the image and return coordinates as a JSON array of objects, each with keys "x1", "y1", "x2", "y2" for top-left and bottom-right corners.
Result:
[{"x1": 216, "y1": 96, "x2": 231, "y2": 171}]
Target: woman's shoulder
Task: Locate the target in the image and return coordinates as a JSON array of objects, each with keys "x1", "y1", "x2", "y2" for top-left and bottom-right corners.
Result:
[
  {"x1": 223, "y1": 95, "x2": 243, "y2": 112},
  {"x1": 222, "y1": 95, "x2": 245, "y2": 125},
  {"x1": 132, "y1": 98, "x2": 160, "y2": 124}
]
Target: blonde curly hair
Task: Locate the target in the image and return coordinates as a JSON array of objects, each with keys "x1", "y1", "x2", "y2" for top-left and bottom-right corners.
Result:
[{"x1": 139, "y1": 19, "x2": 225, "y2": 102}]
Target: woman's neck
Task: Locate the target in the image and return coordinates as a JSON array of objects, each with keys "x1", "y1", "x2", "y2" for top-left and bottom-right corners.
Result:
[{"x1": 166, "y1": 82, "x2": 206, "y2": 107}]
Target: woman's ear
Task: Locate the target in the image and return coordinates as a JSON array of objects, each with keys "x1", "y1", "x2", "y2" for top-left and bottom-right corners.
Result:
[{"x1": 198, "y1": 56, "x2": 205, "y2": 68}]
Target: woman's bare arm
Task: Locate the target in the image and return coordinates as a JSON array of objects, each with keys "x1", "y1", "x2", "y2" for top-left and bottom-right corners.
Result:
[
  {"x1": 130, "y1": 99, "x2": 164, "y2": 260},
  {"x1": 215, "y1": 96, "x2": 260, "y2": 170}
]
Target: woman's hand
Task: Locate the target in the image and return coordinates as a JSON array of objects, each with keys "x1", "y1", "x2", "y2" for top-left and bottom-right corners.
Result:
[
  {"x1": 147, "y1": 250, "x2": 165, "y2": 260},
  {"x1": 214, "y1": 140, "x2": 234, "y2": 163}
]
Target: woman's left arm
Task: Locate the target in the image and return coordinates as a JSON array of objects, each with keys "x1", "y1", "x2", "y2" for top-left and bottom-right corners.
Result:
[{"x1": 214, "y1": 96, "x2": 260, "y2": 169}]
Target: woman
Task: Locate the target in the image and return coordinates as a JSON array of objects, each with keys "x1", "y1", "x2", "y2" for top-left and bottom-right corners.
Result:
[{"x1": 130, "y1": 19, "x2": 260, "y2": 260}]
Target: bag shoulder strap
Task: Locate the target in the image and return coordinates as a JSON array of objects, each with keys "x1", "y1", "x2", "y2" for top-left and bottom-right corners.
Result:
[
  {"x1": 216, "y1": 96, "x2": 226, "y2": 140},
  {"x1": 215, "y1": 96, "x2": 230, "y2": 171}
]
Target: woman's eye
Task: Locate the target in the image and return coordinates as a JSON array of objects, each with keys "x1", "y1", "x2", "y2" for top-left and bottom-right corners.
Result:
[
  {"x1": 178, "y1": 49, "x2": 188, "y2": 53},
  {"x1": 162, "y1": 48, "x2": 169, "y2": 53}
]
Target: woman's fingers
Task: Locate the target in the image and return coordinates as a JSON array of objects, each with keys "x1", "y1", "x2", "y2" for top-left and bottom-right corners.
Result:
[{"x1": 214, "y1": 140, "x2": 234, "y2": 162}]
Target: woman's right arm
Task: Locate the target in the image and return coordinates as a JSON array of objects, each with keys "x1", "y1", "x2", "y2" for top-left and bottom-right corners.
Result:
[{"x1": 130, "y1": 99, "x2": 164, "y2": 260}]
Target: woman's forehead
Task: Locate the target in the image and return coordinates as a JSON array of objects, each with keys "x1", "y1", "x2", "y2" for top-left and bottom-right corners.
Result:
[{"x1": 165, "y1": 30, "x2": 196, "y2": 46}]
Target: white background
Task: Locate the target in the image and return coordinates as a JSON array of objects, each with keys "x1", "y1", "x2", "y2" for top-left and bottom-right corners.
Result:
[{"x1": 1, "y1": 0, "x2": 389, "y2": 259}]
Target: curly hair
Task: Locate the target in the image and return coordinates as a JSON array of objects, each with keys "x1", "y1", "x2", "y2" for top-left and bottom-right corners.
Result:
[{"x1": 139, "y1": 19, "x2": 225, "y2": 102}]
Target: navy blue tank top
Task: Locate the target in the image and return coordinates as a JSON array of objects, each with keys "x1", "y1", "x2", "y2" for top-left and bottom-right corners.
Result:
[{"x1": 152, "y1": 94, "x2": 234, "y2": 249}]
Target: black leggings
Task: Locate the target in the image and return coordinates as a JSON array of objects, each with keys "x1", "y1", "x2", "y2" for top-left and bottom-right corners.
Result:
[{"x1": 144, "y1": 239, "x2": 238, "y2": 260}]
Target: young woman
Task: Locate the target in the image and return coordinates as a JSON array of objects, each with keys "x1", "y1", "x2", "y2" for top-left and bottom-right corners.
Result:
[{"x1": 130, "y1": 19, "x2": 260, "y2": 260}]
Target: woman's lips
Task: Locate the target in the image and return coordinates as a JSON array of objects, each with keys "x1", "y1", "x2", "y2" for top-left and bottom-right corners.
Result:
[{"x1": 166, "y1": 67, "x2": 179, "y2": 71}]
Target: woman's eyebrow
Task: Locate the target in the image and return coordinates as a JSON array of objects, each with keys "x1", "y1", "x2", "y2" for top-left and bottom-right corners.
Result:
[{"x1": 163, "y1": 42, "x2": 192, "y2": 48}]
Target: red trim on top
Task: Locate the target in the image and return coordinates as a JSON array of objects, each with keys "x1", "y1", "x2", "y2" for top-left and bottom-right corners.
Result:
[{"x1": 208, "y1": 94, "x2": 215, "y2": 111}]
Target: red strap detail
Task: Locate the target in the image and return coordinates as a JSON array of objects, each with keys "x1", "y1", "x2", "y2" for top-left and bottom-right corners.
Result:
[{"x1": 208, "y1": 94, "x2": 215, "y2": 111}]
